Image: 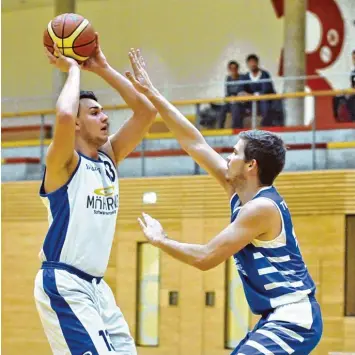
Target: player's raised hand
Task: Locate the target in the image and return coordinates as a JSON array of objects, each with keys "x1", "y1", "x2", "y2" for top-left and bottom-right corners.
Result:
[
  {"x1": 81, "y1": 33, "x2": 109, "y2": 72},
  {"x1": 137, "y1": 213, "x2": 167, "y2": 246},
  {"x1": 125, "y1": 49, "x2": 156, "y2": 96},
  {"x1": 44, "y1": 43, "x2": 79, "y2": 72}
]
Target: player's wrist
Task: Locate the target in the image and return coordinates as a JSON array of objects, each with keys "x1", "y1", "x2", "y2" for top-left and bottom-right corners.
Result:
[
  {"x1": 93, "y1": 63, "x2": 113, "y2": 75},
  {"x1": 68, "y1": 63, "x2": 80, "y2": 72},
  {"x1": 145, "y1": 87, "x2": 160, "y2": 99}
]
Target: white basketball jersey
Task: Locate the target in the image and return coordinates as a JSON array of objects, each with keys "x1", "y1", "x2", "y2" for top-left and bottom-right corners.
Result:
[{"x1": 39, "y1": 150, "x2": 119, "y2": 276}]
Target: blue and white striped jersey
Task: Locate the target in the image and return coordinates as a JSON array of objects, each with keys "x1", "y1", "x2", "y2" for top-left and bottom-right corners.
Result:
[
  {"x1": 39, "y1": 150, "x2": 119, "y2": 277},
  {"x1": 231, "y1": 186, "x2": 316, "y2": 314}
]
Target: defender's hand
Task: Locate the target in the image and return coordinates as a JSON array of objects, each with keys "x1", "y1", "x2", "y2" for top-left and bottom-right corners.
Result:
[
  {"x1": 44, "y1": 43, "x2": 79, "y2": 73},
  {"x1": 125, "y1": 49, "x2": 157, "y2": 96},
  {"x1": 137, "y1": 213, "x2": 167, "y2": 246},
  {"x1": 81, "y1": 33, "x2": 109, "y2": 72}
]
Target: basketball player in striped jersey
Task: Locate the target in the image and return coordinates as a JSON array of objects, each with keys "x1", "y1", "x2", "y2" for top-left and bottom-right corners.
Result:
[
  {"x1": 127, "y1": 49, "x2": 323, "y2": 354},
  {"x1": 34, "y1": 38, "x2": 156, "y2": 354}
]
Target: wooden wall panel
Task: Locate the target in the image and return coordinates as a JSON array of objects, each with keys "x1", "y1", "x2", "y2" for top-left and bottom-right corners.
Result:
[{"x1": 2, "y1": 170, "x2": 355, "y2": 355}]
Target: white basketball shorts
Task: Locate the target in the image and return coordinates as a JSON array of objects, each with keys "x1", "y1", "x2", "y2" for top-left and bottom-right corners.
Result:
[{"x1": 34, "y1": 262, "x2": 137, "y2": 355}]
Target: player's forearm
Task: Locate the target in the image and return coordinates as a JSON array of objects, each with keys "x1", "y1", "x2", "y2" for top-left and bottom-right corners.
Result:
[
  {"x1": 56, "y1": 66, "x2": 80, "y2": 117},
  {"x1": 146, "y1": 91, "x2": 206, "y2": 148},
  {"x1": 96, "y1": 65, "x2": 156, "y2": 114},
  {"x1": 155, "y1": 237, "x2": 208, "y2": 270}
]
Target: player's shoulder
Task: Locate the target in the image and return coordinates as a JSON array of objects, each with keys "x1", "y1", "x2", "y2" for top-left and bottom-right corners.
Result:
[
  {"x1": 238, "y1": 198, "x2": 278, "y2": 221},
  {"x1": 99, "y1": 141, "x2": 116, "y2": 167}
]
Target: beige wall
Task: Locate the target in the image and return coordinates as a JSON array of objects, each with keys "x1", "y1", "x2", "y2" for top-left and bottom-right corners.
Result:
[
  {"x1": 2, "y1": 0, "x2": 282, "y2": 103},
  {"x1": 3, "y1": 0, "x2": 354, "y2": 113}
]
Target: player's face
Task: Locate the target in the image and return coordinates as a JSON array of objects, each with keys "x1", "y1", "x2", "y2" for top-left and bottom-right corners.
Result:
[
  {"x1": 77, "y1": 98, "x2": 109, "y2": 146},
  {"x1": 226, "y1": 139, "x2": 248, "y2": 183}
]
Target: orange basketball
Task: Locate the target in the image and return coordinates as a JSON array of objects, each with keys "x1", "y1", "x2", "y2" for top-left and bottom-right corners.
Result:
[{"x1": 43, "y1": 13, "x2": 96, "y2": 63}]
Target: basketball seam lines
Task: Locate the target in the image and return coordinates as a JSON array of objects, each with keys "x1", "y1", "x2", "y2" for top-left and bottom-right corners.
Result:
[
  {"x1": 44, "y1": 38, "x2": 97, "y2": 49},
  {"x1": 44, "y1": 28, "x2": 53, "y2": 46},
  {"x1": 72, "y1": 22, "x2": 90, "y2": 48},
  {"x1": 62, "y1": 14, "x2": 67, "y2": 56},
  {"x1": 64, "y1": 18, "x2": 86, "y2": 40}
]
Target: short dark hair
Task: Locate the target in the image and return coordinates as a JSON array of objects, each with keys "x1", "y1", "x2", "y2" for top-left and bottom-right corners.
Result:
[
  {"x1": 352, "y1": 50, "x2": 355, "y2": 55},
  {"x1": 246, "y1": 54, "x2": 259, "y2": 63},
  {"x1": 77, "y1": 91, "x2": 98, "y2": 116},
  {"x1": 228, "y1": 60, "x2": 239, "y2": 69},
  {"x1": 80, "y1": 90, "x2": 98, "y2": 101},
  {"x1": 238, "y1": 130, "x2": 286, "y2": 185}
]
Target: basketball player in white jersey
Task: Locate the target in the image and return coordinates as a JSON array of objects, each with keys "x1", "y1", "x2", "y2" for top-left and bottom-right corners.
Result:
[
  {"x1": 126, "y1": 49, "x2": 323, "y2": 354},
  {"x1": 34, "y1": 38, "x2": 156, "y2": 354}
]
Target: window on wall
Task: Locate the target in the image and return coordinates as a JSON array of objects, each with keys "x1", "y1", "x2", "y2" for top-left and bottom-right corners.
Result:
[
  {"x1": 136, "y1": 242, "x2": 160, "y2": 346},
  {"x1": 345, "y1": 215, "x2": 355, "y2": 317},
  {"x1": 225, "y1": 257, "x2": 250, "y2": 349}
]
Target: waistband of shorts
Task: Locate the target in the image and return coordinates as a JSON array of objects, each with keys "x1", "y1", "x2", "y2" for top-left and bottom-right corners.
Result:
[{"x1": 41, "y1": 261, "x2": 103, "y2": 284}]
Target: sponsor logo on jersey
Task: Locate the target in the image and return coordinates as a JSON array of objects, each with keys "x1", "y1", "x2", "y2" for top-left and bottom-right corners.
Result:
[
  {"x1": 86, "y1": 185, "x2": 118, "y2": 215},
  {"x1": 234, "y1": 256, "x2": 247, "y2": 276},
  {"x1": 86, "y1": 163, "x2": 101, "y2": 174},
  {"x1": 94, "y1": 186, "x2": 115, "y2": 197}
]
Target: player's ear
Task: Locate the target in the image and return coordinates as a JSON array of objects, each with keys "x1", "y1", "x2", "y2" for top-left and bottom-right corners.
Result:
[
  {"x1": 248, "y1": 159, "x2": 257, "y2": 169},
  {"x1": 75, "y1": 117, "x2": 80, "y2": 131}
]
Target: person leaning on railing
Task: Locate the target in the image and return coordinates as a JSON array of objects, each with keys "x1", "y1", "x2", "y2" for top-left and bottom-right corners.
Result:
[
  {"x1": 239, "y1": 54, "x2": 283, "y2": 127},
  {"x1": 217, "y1": 60, "x2": 246, "y2": 129},
  {"x1": 333, "y1": 50, "x2": 355, "y2": 122}
]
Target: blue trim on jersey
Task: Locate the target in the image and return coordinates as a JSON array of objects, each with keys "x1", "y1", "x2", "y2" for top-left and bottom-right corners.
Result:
[
  {"x1": 39, "y1": 155, "x2": 82, "y2": 197},
  {"x1": 42, "y1": 268, "x2": 99, "y2": 355},
  {"x1": 78, "y1": 151, "x2": 105, "y2": 163},
  {"x1": 98, "y1": 150, "x2": 117, "y2": 168},
  {"x1": 42, "y1": 261, "x2": 103, "y2": 283},
  {"x1": 40, "y1": 156, "x2": 81, "y2": 261},
  {"x1": 42, "y1": 187, "x2": 70, "y2": 261}
]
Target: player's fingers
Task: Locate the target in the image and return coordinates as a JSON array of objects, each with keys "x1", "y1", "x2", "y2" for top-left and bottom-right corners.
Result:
[
  {"x1": 94, "y1": 32, "x2": 100, "y2": 52},
  {"x1": 137, "y1": 49, "x2": 146, "y2": 68},
  {"x1": 131, "y1": 48, "x2": 142, "y2": 70},
  {"x1": 44, "y1": 47, "x2": 56, "y2": 63},
  {"x1": 53, "y1": 43, "x2": 62, "y2": 57},
  {"x1": 137, "y1": 217, "x2": 146, "y2": 230},
  {"x1": 95, "y1": 32, "x2": 100, "y2": 46},
  {"x1": 125, "y1": 70, "x2": 139, "y2": 84},
  {"x1": 128, "y1": 51, "x2": 138, "y2": 69}
]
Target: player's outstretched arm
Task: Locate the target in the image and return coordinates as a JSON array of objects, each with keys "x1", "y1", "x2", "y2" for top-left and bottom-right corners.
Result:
[
  {"x1": 81, "y1": 34, "x2": 157, "y2": 165},
  {"x1": 125, "y1": 49, "x2": 232, "y2": 196},
  {"x1": 44, "y1": 44, "x2": 80, "y2": 191},
  {"x1": 137, "y1": 199, "x2": 279, "y2": 270}
]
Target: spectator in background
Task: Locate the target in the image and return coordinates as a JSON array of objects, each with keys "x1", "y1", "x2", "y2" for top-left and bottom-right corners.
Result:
[
  {"x1": 333, "y1": 50, "x2": 355, "y2": 122},
  {"x1": 242, "y1": 54, "x2": 276, "y2": 126},
  {"x1": 218, "y1": 61, "x2": 246, "y2": 128},
  {"x1": 347, "y1": 50, "x2": 355, "y2": 120}
]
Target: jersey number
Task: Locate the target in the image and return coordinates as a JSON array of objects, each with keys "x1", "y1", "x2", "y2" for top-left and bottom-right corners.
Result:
[
  {"x1": 99, "y1": 330, "x2": 115, "y2": 351},
  {"x1": 104, "y1": 161, "x2": 116, "y2": 183}
]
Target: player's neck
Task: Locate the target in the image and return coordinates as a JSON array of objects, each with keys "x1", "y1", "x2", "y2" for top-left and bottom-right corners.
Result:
[
  {"x1": 235, "y1": 181, "x2": 268, "y2": 205},
  {"x1": 75, "y1": 140, "x2": 99, "y2": 160}
]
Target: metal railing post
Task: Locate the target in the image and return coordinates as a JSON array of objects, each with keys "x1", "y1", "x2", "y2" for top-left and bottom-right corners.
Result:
[
  {"x1": 40, "y1": 114, "x2": 45, "y2": 173},
  {"x1": 141, "y1": 139, "x2": 146, "y2": 177},
  {"x1": 194, "y1": 103, "x2": 201, "y2": 175},
  {"x1": 311, "y1": 100, "x2": 316, "y2": 170},
  {"x1": 251, "y1": 100, "x2": 257, "y2": 129}
]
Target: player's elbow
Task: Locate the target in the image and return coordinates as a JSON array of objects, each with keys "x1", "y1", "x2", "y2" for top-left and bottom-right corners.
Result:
[
  {"x1": 194, "y1": 260, "x2": 212, "y2": 271},
  {"x1": 192, "y1": 248, "x2": 214, "y2": 271},
  {"x1": 56, "y1": 111, "x2": 75, "y2": 123}
]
